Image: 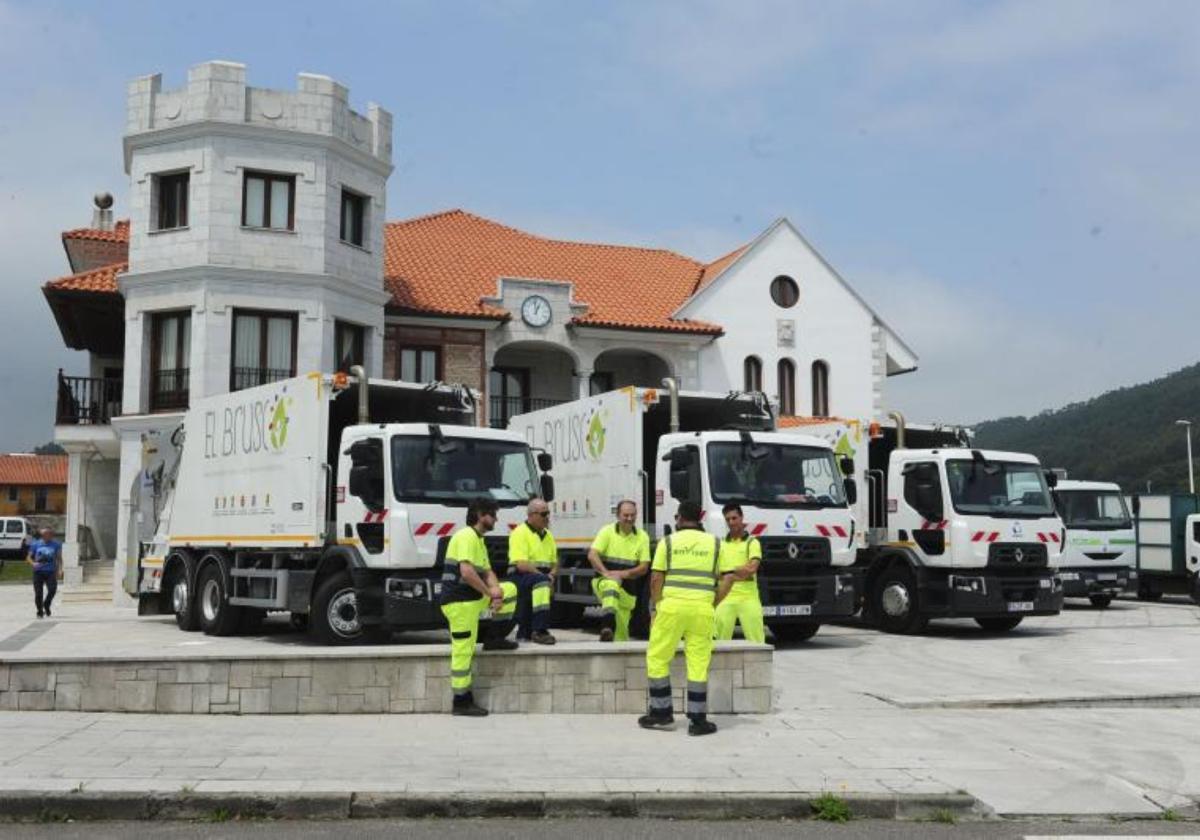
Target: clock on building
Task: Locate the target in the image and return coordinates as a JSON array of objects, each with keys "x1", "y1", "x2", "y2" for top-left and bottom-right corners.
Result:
[{"x1": 520, "y1": 294, "x2": 552, "y2": 327}]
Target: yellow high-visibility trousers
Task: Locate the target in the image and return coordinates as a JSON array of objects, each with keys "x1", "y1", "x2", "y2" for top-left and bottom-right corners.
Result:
[
  {"x1": 592, "y1": 576, "x2": 637, "y2": 641},
  {"x1": 440, "y1": 581, "x2": 517, "y2": 698},
  {"x1": 714, "y1": 591, "x2": 766, "y2": 643},
  {"x1": 645, "y1": 598, "x2": 715, "y2": 716}
]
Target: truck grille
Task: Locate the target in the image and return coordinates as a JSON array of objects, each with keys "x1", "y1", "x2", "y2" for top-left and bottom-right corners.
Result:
[
  {"x1": 758, "y1": 537, "x2": 831, "y2": 575},
  {"x1": 987, "y1": 542, "x2": 1048, "y2": 568}
]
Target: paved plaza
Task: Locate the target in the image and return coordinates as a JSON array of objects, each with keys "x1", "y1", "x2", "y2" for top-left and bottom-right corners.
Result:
[{"x1": 0, "y1": 585, "x2": 1198, "y2": 817}]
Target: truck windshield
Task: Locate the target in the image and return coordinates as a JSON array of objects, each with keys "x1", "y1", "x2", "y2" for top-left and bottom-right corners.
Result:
[
  {"x1": 1055, "y1": 490, "x2": 1132, "y2": 530},
  {"x1": 945, "y1": 459, "x2": 1055, "y2": 518},
  {"x1": 707, "y1": 442, "x2": 846, "y2": 509},
  {"x1": 390, "y1": 436, "x2": 539, "y2": 507}
]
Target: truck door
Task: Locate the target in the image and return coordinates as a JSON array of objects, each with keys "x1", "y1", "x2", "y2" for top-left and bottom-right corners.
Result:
[
  {"x1": 898, "y1": 461, "x2": 946, "y2": 558},
  {"x1": 1187, "y1": 514, "x2": 1200, "y2": 578},
  {"x1": 344, "y1": 436, "x2": 389, "y2": 558}
]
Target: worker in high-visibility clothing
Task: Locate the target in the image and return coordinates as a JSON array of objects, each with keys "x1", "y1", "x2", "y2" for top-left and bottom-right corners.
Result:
[
  {"x1": 587, "y1": 499, "x2": 650, "y2": 642},
  {"x1": 508, "y1": 497, "x2": 558, "y2": 645},
  {"x1": 714, "y1": 503, "x2": 765, "y2": 643},
  {"x1": 640, "y1": 499, "x2": 720, "y2": 736},
  {"x1": 439, "y1": 498, "x2": 518, "y2": 716}
]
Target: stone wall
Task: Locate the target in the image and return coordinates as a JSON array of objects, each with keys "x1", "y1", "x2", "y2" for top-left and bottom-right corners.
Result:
[{"x1": 0, "y1": 642, "x2": 771, "y2": 715}]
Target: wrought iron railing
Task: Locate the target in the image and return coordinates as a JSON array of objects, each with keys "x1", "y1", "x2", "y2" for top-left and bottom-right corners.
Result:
[
  {"x1": 150, "y1": 369, "x2": 190, "y2": 412},
  {"x1": 56, "y1": 371, "x2": 122, "y2": 425},
  {"x1": 487, "y1": 396, "x2": 565, "y2": 429},
  {"x1": 231, "y1": 367, "x2": 292, "y2": 391}
]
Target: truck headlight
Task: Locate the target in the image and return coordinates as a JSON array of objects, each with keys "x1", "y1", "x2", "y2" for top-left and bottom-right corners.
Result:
[
  {"x1": 950, "y1": 575, "x2": 985, "y2": 594},
  {"x1": 834, "y1": 574, "x2": 855, "y2": 595}
]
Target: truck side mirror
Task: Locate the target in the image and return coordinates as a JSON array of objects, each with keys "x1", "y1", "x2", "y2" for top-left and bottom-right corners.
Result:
[
  {"x1": 1044, "y1": 470, "x2": 1058, "y2": 488},
  {"x1": 537, "y1": 452, "x2": 553, "y2": 472},
  {"x1": 843, "y1": 478, "x2": 857, "y2": 506},
  {"x1": 540, "y1": 474, "x2": 555, "y2": 503},
  {"x1": 346, "y1": 438, "x2": 384, "y2": 512},
  {"x1": 840, "y1": 456, "x2": 855, "y2": 477},
  {"x1": 1132, "y1": 496, "x2": 1141, "y2": 515}
]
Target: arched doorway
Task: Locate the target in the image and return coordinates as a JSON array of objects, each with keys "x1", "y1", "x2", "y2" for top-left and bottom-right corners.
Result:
[
  {"x1": 490, "y1": 341, "x2": 579, "y2": 428},
  {"x1": 591, "y1": 348, "x2": 673, "y2": 395}
]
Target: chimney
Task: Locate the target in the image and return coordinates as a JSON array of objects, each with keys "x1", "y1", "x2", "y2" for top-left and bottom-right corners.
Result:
[{"x1": 92, "y1": 192, "x2": 114, "y2": 231}]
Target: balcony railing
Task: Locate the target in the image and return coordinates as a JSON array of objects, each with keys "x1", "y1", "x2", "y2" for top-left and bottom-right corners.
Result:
[
  {"x1": 231, "y1": 367, "x2": 292, "y2": 392},
  {"x1": 56, "y1": 371, "x2": 122, "y2": 425},
  {"x1": 150, "y1": 369, "x2": 190, "y2": 413},
  {"x1": 488, "y1": 396, "x2": 565, "y2": 429}
]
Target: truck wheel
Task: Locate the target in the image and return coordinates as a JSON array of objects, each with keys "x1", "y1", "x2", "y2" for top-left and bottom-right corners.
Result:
[
  {"x1": 167, "y1": 564, "x2": 200, "y2": 632},
  {"x1": 197, "y1": 563, "x2": 244, "y2": 636},
  {"x1": 975, "y1": 616, "x2": 1023, "y2": 632},
  {"x1": 1192, "y1": 576, "x2": 1200, "y2": 607},
  {"x1": 770, "y1": 622, "x2": 820, "y2": 644},
  {"x1": 872, "y1": 566, "x2": 927, "y2": 634},
  {"x1": 311, "y1": 570, "x2": 363, "y2": 645},
  {"x1": 1137, "y1": 584, "x2": 1163, "y2": 602},
  {"x1": 1088, "y1": 594, "x2": 1113, "y2": 609}
]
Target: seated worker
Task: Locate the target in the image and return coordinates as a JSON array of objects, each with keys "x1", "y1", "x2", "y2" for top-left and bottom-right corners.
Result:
[
  {"x1": 508, "y1": 498, "x2": 558, "y2": 645},
  {"x1": 588, "y1": 499, "x2": 651, "y2": 641}
]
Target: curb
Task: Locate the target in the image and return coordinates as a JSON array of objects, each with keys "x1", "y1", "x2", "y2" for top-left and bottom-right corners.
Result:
[{"x1": 0, "y1": 790, "x2": 989, "y2": 823}]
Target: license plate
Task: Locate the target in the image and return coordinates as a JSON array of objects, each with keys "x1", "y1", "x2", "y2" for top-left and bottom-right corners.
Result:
[
  {"x1": 761, "y1": 604, "x2": 812, "y2": 617},
  {"x1": 1059, "y1": 572, "x2": 1080, "y2": 581},
  {"x1": 1097, "y1": 573, "x2": 1118, "y2": 581},
  {"x1": 1007, "y1": 601, "x2": 1034, "y2": 612}
]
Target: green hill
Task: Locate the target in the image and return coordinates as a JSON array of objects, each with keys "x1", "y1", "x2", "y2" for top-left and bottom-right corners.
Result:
[{"x1": 971, "y1": 363, "x2": 1200, "y2": 494}]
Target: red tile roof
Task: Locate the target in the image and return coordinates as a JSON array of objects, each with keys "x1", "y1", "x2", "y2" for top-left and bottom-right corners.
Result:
[
  {"x1": 692, "y1": 244, "x2": 749, "y2": 295},
  {"x1": 62, "y1": 219, "x2": 130, "y2": 244},
  {"x1": 45, "y1": 261, "x2": 126, "y2": 294},
  {"x1": 384, "y1": 210, "x2": 725, "y2": 335},
  {"x1": 0, "y1": 455, "x2": 67, "y2": 486}
]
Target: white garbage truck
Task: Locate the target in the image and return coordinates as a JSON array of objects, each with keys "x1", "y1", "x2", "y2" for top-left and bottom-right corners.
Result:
[
  {"x1": 1051, "y1": 480, "x2": 1136, "y2": 608},
  {"x1": 785, "y1": 414, "x2": 1064, "y2": 633},
  {"x1": 137, "y1": 370, "x2": 552, "y2": 644},
  {"x1": 508, "y1": 382, "x2": 858, "y2": 642}
]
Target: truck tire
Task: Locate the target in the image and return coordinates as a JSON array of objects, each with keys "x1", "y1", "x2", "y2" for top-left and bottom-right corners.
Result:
[
  {"x1": 167, "y1": 564, "x2": 200, "y2": 632},
  {"x1": 975, "y1": 616, "x2": 1023, "y2": 632},
  {"x1": 872, "y1": 565, "x2": 928, "y2": 634},
  {"x1": 1137, "y1": 584, "x2": 1163, "y2": 602},
  {"x1": 197, "y1": 563, "x2": 244, "y2": 636},
  {"x1": 311, "y1": 570, "x2": 364, "y2": 645},
  {"x1": 1088, "y1": 594, "x2": 1113, "y2": 609},
  {"x1": 1192, "y1": 576, "x2": 1200, "y2": 607},
  {"x1": 770, "y1": 622, "x2": 820, "y2": 644}
]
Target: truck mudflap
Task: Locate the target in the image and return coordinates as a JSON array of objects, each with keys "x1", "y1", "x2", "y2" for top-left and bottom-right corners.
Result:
[
  {"x1": 1058, "y1": 566, "x2": 1135, "y2": 598},
  {"x1": 351, "y1": 568, "x2": 445, "y2": 632},
  {"x1": 918, "y1": 567, "x2": 1063, "y2": 618},
  {"x1": 758, "y1": 569, "x2": 858, "y2": 623}
]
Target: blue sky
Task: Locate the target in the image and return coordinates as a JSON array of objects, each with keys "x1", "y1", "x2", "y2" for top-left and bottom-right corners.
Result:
[{"x1": 1, "y1": 0, "x2": 1197, "y2": 450}]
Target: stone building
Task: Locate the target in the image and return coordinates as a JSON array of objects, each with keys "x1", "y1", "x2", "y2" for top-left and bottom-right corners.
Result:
[{"x1": 44, "y1": 60, "x2": 916, "y2": 603}]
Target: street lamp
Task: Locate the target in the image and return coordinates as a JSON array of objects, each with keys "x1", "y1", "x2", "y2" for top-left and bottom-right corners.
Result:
[{"x1": 1177, "y1": 420, "x2": 1195, "y2": 495}]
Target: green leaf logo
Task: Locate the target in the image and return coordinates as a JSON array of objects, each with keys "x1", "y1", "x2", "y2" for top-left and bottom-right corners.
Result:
[
  {"x1": 586, "y1": 412, "x2": 606, "y2": 460},
  {"x1": 269, "y1": 397, "x2": 291, "y2": 451}
]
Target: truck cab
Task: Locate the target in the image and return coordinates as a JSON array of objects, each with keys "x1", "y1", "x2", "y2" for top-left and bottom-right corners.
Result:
[
  {"x1": 1052, "y1": 480, "x2": 1136, "y2": 608},
  {"x1": 657, "y1": 429, "x2": 858, "y2": 641}
]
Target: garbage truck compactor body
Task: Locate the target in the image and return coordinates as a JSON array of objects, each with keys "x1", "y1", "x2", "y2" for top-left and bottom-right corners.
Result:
[
  {"x1": 786, "y1": 417, "x2": 1064, "y2": 633},
  {"x1": 508, "y1": 384, "x2": 858, "y2": 642},
  {"x1": 137, "y1": 372, "x2": 552, "y2": 644}
]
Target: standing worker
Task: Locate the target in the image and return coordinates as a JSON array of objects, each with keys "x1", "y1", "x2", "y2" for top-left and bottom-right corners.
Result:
[
  {"x1": 639, "y1": 500, "x2": 720, "y2": 736},
  {"x1": 508, "y1": 498, "x2": 558, "y2": 645},
  {"x1": 714, "y1": 503, "x2": 765, "y2": 643},
  {"x1": 439, "y1": 499, "x2": 518, "y2": 716},
  {"x1": 588, "y1": 500, "x2": 650, "y2": 641},
  {"x1": 27, "y1": 526, "x2": 62, "y2": 619}
]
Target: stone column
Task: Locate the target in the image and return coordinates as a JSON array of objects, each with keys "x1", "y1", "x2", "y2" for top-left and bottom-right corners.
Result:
[
  {"x1": 61, "y1": 450, "x2": 84, "y2": 586},
  {"x1": 575, "y1": 368, "x2": 594, "y2": 400}
]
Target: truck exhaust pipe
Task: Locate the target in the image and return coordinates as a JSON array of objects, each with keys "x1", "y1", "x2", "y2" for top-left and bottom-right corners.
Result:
[
  {"x1": 351, "y1": 365, "x2": 369, "y2": 424},
  {"x1": 662, "y1": 377, "x2": 680, "y2": 433},
  {"x1": 888, "y1": 410, "x2": 906, "y2": 449}
]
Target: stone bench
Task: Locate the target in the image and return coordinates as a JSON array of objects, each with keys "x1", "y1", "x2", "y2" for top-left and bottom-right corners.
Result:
[{"x1": 0, "y1": 641, "x2": 773, "y2": 715}]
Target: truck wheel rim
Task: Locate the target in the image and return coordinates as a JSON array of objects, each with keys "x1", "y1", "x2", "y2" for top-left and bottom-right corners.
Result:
[
  {"x1": 201, "y1": 579, "x2": 221, "y2": 623},
  {"x1": 172, "y1": 579, "x2": 189, "y2": 614},
  {"x1": 881, "y1": 582, "x2": 910, "y2": 618},
  {"x1": 328, "y1": 589, "x2": 361, "y2": 637}
]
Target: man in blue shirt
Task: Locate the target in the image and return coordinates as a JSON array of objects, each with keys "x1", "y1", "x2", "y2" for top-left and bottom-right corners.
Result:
[{"x1": 26, "y1": 527, "x2": 62, "y2": 618}]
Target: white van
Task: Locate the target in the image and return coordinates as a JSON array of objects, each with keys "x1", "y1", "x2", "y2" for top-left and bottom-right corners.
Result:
[{"x1": 0, "y1": 517, "x2": 33, "y2": 563}]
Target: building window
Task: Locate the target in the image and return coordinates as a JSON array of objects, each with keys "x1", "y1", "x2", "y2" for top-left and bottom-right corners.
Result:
[
  {"x1": 489, "y1": 367, "x2": 529, "y2": 428},
  {"x1": 812, "y1": 360, "x2": 830, "y2": 417},
  {"x1": 340, "y1": 189, "x2": 366, "y2": 247},
  {"x1": 242, "y1": 171, "x2": 295, "y2": 230},
  {"x1": 334, "y1": 321, "x2": 365, "y2": 372},
  {"x1": 150, "y1": 310, "x2": 191, "y2": 412},
  {"x1": 6, "y1": 486, "x2": 16, "y2": 503},
  {"x1": 589, "y1": 372, "x2": 614, "y2": 396},
  {"x1": 398, "y1": 346, "x2": 442, "y2": 383},
  {"x1": 777, "y1": 358, "x2": 796, "y2": 415},
  {"x1": 34, "y1": 487, "x2": 48, "y2": 513},
  {"x1": 155, "y1": 172, "x2": 189, "y2": 230},
  {"x1": 231, "y1": 310, "x2": 297, "y2": 391},
  {"x1": 770, "y1": 275, "x2": 799, "y2": 308},
  {"x1": 744, "y1": 356, "x2": 763, "y2": 392}
]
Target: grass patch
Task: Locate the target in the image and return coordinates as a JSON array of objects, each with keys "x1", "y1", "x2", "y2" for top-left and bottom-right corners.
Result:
[
  {"x1": 204, "y1": 808, "x2": 233, "y2": 823},
  {"x1": 926, "y1": 807, "x2": 956, "y2": 824},
  {"x1": 1163, "y1": 808, "x2": 1181, "y2": 821},
  {"x1": 811, "y1": 792, "x2": 852, "y2": 823},
  {"x1": 0, "y1": 561, "x2": 32, "y2": 585}
]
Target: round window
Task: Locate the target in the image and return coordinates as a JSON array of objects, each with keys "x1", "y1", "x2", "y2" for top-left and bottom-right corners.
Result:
[{"x1": 770, "y1": 275, "x2": 799, "y2": 308}]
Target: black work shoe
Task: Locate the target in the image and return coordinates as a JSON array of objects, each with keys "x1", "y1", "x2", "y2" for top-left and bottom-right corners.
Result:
[
  {"x1": 36, "y1": 611, "x2": 43, "y2": 619},
  {"x1": 638, "y1": 713, "x2": 675, "y2": 731},
  {"x1": 44, "y1": 606, "x2": 51, "y2": 617},
  {"x1": 688, "y1": 719, "x2": 718, "y2": 737},
  {"x1": 531, "y1": 630, "x2": 556, "y2": 645},
  {"x1": 452, "y1": 701, "x2": 489, "y2": 717},
  {"x1": 482, "y1": 637, "x2": 519, "y2": 651},
  {"x1": 599, "y1": 627, "x2": 614, "y2": 642}
]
